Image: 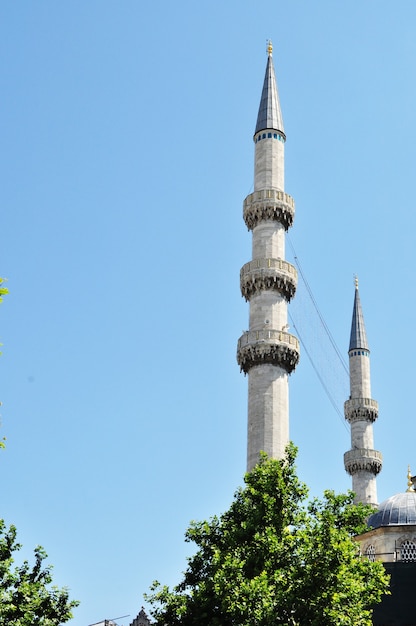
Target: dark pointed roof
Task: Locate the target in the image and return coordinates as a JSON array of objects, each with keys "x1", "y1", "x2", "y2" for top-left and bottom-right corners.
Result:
[
  {"x1": 255, "y1": 46, "x2": 285, "y2": 136},
  {"x1": 130, "y1": 608, "x2": 151, "y2": 626},
  {"x1": 349, "y1": 284, "x2": 369, "y2": 352}
]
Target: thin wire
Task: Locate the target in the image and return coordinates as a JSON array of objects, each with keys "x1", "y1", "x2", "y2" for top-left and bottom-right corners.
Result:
[
  {"x1": 289, "y1": 314, "x2": 349, "y2": 432},
  {"x1": 286, "y1": 235, "x2": 350, "y2": 432},
  {"x1": 288, "y1": 235, "x2": 349, "y2": 376}
]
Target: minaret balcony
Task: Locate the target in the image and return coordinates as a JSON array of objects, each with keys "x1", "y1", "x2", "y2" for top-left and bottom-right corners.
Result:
[
  {"x1": 243, "y1": 189, "x2": 295, "y2": 231},
  {"x1": 240, "y1": 258, "x2": 297, "y2": 302},
  {"x1": 344, "y1": 397, "x2": 379, "y2": 423},
  {"x1": 344, "y1": 449, "x2": 383, "y2": 476},
  {"x1": 237, "y1": 329, "x2": 299, "y2": 374}
]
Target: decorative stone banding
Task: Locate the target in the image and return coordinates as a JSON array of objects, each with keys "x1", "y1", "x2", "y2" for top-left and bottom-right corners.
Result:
[
  {"x1": 344, "y1": 397, "x2": 379, "y2": 423},
  {"x1": 243, "y1": 189, "x2": 295, "y2": 231},
  {"x1": 240, "y1": 258, "x2": 297, "y2": 301},
  {"x1": 237, "y1": 329, "x2": 299, "y2": 374},
  {"x1": 344, "y1": 449, "x2": 383, "y2": 476}
]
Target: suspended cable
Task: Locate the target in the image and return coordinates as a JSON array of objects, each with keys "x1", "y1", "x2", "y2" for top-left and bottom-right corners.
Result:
[
  {"x1": 285, "y1": 235, "x2": 350, "y2": 432},
  {"x1": 288, "y1": 235, "x2": 349, "y2": 376},
  {"x1": 289, "y1": 315, "x2": 349, "y2": 432}
]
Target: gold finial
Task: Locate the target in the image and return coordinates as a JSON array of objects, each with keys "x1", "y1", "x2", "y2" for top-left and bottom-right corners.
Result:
[
  {"x1": 407, "y1": 465, "x2": 413, "y2": 492},
  {"x1": 267, "y1": 40, "x2": 273, "y2": 56},
  {"x1": 354, "y1": 275, "x2": 359, "y2": 290}
]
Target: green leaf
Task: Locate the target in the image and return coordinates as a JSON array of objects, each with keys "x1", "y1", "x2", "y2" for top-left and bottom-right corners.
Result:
[{"x1": 147, "y1": 446, "x2": 389, "y2": 626}]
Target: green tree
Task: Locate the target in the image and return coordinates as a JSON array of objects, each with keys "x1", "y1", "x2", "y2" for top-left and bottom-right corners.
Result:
[
  {"x1": 0, "y1": 277, "x2": 8, "y2": 303},
  {"x1": 0, "y1": 521, "x2": 79, "y2": 625},
  {"x1": 147, "y1": 445, "x2": 389, "y2": 626}
]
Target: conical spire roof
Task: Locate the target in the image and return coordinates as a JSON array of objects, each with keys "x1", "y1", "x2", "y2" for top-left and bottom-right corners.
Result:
[
  {"x1": 255, "y1": 43, "x2": 285, "y2": 136},
  {"x1": 349, "y1": 282, "x2": 369, "y2": 351}
]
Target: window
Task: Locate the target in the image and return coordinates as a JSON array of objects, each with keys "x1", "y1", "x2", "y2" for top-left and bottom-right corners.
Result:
[
  {"x1": 366, "y1": 545, "x2": 376, "y2": 562},
  {"x1": 400, "y1": 540, "x2": 416, "y2": 562}
]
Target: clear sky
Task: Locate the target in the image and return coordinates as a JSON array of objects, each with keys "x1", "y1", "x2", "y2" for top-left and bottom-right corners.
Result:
[{"x1": 1, "y1": 2, "x2": 416, "y2": 625}]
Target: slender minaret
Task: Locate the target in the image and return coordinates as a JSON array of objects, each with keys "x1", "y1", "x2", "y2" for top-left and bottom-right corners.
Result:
[
  {"x1": 344, "y1": 279, "x2": 382, "y2": 506},
  {"x1": 237, "y1": 42, "x2": 299, "y2": 472}
]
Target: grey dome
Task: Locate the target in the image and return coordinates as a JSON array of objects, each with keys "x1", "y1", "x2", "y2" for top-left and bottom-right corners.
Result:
[{"x1": 368, "y1": 492, "x2": 416, "y2": 529}]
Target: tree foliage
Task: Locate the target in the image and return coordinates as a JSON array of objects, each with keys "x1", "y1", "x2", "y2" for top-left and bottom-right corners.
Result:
[
  {"x1": 0, "y1": 278, "x2": 8, "y2": 304},
  {"x1": 0, "y1": 520, "x2": 78, "y2": 625},
  {"x1": 147, "y1": 445, "x2": 389, "y2": 626}
]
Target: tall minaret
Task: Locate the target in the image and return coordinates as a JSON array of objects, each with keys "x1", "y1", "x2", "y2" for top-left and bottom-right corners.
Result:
[
  {"x1": 344, "y1": 279, "x2": 382, "y2": 506},
  {"x1": 237, "y1": 42, "x2": 299, "y2": 472}
]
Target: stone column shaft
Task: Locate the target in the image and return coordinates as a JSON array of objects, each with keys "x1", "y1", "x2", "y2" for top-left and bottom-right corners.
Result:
[
  {"x1": 344, "y1": 285, "x2": 381, "y2": 506},
  {"x1": 237, "y1": 46, "x2": 299, "y2": 472}
]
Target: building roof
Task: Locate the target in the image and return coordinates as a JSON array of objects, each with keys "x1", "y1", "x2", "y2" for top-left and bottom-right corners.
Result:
[
  {"x1": 255, "y1": 46, "x2": 285, "y2": 136},
  {"x1": 368, "y1": 492, "x2": 416, "y2": 528},
  {"x1": 349, "y1": 284, "x2": 369, "y2": 352}
]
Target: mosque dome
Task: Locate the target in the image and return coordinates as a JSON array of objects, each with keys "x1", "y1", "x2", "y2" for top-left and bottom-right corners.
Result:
[{"x1": 368, "y1": 491, "x2": 416, "y2": 529}]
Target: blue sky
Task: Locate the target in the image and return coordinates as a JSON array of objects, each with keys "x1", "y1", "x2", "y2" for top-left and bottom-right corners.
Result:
[{"x1": 2, "y1": 2, "x2": 416, "y2": 625}]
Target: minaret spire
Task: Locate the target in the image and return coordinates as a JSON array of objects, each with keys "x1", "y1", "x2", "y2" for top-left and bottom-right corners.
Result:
[
  {"x1": 344, "y1": 280, "x2": 382, "y2": 506},
  {"x1": 255, "y1": 41, "x2": 285, "y2": 138},
  {"x1": 349, "y1": 277, "x2": 369, "y2": 352},
  {"x1": 237, "y1": 45, "x2": 299, "y2": 471}
]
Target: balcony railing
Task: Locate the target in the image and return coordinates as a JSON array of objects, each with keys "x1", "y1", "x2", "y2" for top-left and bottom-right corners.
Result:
[{"x1": 237, "y1": 329, "x2": 300, "y2": 374}]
